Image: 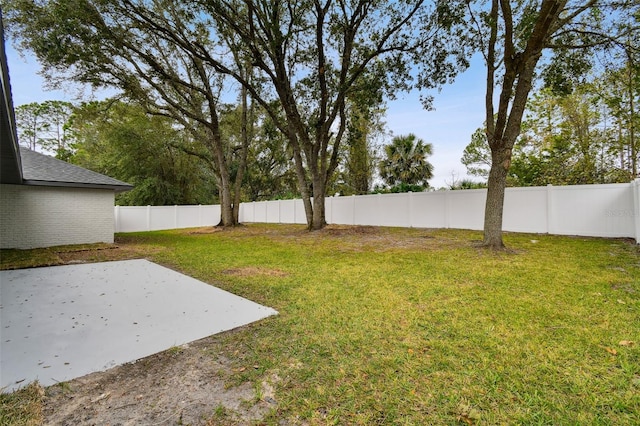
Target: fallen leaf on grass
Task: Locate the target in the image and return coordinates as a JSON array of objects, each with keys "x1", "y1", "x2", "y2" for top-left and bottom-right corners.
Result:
[
  {"x1": 604, "y1": 347, "x2": 618, "y2": 355},
  {"x1": 617, "y1": 299, "x2": 626, "y2": 304},
  {"x1": 456, "y1": 402, "x2": 481, "y2": 425},
  {"x1": 458, "y1": 415, "x2": 475, "y2": 426},
  {"x1": 619, "y1": 340, "x2": 634, "y2": 347}
]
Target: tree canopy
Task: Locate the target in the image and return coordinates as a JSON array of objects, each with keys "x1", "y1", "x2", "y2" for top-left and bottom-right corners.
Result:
[
  {"x1": 15, "y1": 100, "x2": 74, "y2": 159},
  {"x1": 69, "y1": 100, "x2": 217, "y2": 206},
  {"x1": 462, "y1": 59, "x2": 639, "y2": 187}
]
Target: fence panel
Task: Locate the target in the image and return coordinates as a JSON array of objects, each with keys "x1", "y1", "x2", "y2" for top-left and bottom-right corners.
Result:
[
  {"x1": 115, "y1": 206, "x2": 147, "y2": 233},
  {"x1": 278, "y1": 199, "x2": 298, "y2": 224},
  {"x1": 329, "y1": 196, "x2": 357, "y2": 225},
  {"x1": 409, "y1": 192, "x2": 446, "y2": 228},
  {"x1": 356, "y1": 193, "x2": 411, "y2": 227},
  {"x1": 446, "y1": 189, "x2": 486, "y2": 230},
  {"x1": 266, "y1": 201, "x2": 281, "y2": 223},
  {"x1": 550, "y1": 184, "x2": 634, "y2": 238},
  {"x1": 176, "y1": 205, "x2": 200, "y2": 228},
  {"x1": 200, "y1": 205, "x2": 220, "y2": 227},
  {"x1": 148, "y1": 207, "x2": 175, "y2": 231},
  {"x1": 503, "y1": 187, "x2": 549, "y2": 233}
]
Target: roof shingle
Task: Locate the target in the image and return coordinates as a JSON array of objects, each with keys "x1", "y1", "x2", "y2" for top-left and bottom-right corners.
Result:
[{"x1": 20, "y1": 147, "x2": 133, "y2": 192}]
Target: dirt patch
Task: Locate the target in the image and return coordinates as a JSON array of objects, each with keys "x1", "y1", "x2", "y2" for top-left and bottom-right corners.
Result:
[
  {"x1": 611, "y1": 282, "x2": 637, "y2": 293},
  {"x1": 319, "y1": 225, "x2": 379, "y2": 236},
  {"x1": 222, "y1": 266, "x2": 289, "y2": 278},
  {"x1": 41, "y1": 334, "x2": 277, "y2": 425},
  {"x1": 56, "y1": 245, "x2": 166, "y2": 265},
  {"x1": 297, "y1": 226, "x2": 468, "y2": 252},
  {"x1": 1, "y1": 243, "x2": 163, "y2": 271},
  {"x1": 188, "y1": 227, "x2": 226, "y2": 235}
]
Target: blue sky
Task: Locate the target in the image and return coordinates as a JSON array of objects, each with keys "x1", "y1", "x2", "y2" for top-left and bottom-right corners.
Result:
[{"x1": 6, "y1": 44, "x2": 486, "y2": 189}]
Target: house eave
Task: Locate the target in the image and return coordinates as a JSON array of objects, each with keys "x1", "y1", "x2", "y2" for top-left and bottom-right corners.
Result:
[{"x1": 22, "y1": 179, "x2": 134, "y2": 193}]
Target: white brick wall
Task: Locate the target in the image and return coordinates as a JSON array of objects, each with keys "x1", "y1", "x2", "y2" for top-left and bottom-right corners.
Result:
[{"x1": 0, "y1": 184, "x2": 116, "y2": 249}]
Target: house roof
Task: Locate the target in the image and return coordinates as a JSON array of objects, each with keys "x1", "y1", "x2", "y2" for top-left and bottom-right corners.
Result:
[{"x1": 20, "y1": 147, "x2": 133, "y2": 192}]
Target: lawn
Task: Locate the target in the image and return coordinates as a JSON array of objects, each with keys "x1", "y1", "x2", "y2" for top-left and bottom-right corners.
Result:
[{"x1": 2, "y1": 224, "x2": 639, "y2": 424}]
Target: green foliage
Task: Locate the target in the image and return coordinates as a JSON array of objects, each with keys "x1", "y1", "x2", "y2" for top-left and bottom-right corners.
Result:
[
  {"x1": 461, "y1": 127, "x2": 491, "y2": 178},
  {"x1": 542, "y1": 38, "x2": 595, "y2": 97},
  {"x1": 337, "y1": 71, "x2": 388, "y2": 196},
  {"x1": 515, "y1": 81, "x2": 637, "y2": 186},
  {"x1": 4, "y1": 0, "x2": 254, "y2": 224},
  {"x1": 14, "y1": 100, "x2": 74, "y2": 157},
  {"x1": 69, "y1": 100, "x2": 216, "y2": 206},
  {"x1": 463, "y1": 0, "x2": 640, "y2": 247},
  {"x1": 600, "y1": 61, "x2": 640, "y2": 177},
  {"x1": 222, "y1": 103, "x2": 298, "y2": 201},
  {"x1": 379, "y1": 133, "x2": 434, "y2": 192},
  {"x1": 462, "y1": 66, "x2": 639, "y2": 187},
  {"x1": 339, "y1": 105, "x2": 378, "y2": 196},
  {"x1": 448, "y1": 179, "x2": 487, "y2": 190}
]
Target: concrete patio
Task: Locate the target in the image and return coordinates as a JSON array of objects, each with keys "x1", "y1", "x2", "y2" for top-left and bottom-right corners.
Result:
[{"x1": 0, "y1": 259, "x2": 278, "y2": 393}]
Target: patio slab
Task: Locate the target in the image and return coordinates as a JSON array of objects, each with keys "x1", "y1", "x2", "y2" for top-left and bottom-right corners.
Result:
[{"x1": 0, "y1": 259, "x2": 278, "y2": 393}]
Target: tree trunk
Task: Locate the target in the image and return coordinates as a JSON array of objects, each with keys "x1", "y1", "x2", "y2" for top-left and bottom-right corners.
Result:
[
  {"x1": 209, "y1": 131, "x2": 235, "y2": 227},
  {"x1": 218, "y1": 179, "x2": 235, "y2": 227},
  {"x1": 628, "y1": 58, "x2": 637, "y2": 178},
  {"x1": 289, "y1": 133, "x2": 314, "y2": 228},
  {"x1": 480, "y1": 0, "x2": 566, "y2": 249},
  {"x1": 483, "y1": 146, "x2": 511, "y2": 249},
  {"x1": 311, "y1": 176, "x2": 327, "y2": 230},
  {"x1": 232, "y1": 84, "x2": 251, "y2": 225}
]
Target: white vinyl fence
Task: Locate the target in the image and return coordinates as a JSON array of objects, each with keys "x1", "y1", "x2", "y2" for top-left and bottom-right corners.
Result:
[
  {"x1": 115, "y1": 181, "x2": 640, "y2": 242},
  {"x1": 114, "y1": 204, "x2": 221, "y2": 233}
]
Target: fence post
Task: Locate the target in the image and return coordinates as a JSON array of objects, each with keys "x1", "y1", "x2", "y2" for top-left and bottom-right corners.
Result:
[
  {"x1": 444, "y1": 190, "x2": 450, "y2": 229},
  {"x1": 174, "y1": 205, "x2": 178, "y2": 229},
  {"x1": 408, "y1": 191, "x2": 413, "y2": 228},
  {"x1": 352, "y1": 195, "x2": 357, "y2": 225},
  {"x1": 114, "y1": 205, "x2": 120, "y2": 233},
  {"x1": 633, "y1": 180, "x2": 640, "y2": 244},
  {"x1": 546, "y1": 184, "x2": 554, "y2": 234},
  {"x1": 146, "y1": 205, "x2": 151, "y2": 231}
]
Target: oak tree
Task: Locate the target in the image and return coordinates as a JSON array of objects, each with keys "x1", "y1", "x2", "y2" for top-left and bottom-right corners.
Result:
[
  {"x1": 5, "y1": 0, "x2": 249, "y2": 225},
  {"x1": 466, "y1": 0, "x2": 639, "y2": 248},
  {"x1": 190, "y1": 0, "x2": 469, "y2": 229}
]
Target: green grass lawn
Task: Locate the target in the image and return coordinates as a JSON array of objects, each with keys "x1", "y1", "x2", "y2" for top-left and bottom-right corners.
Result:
[{"x1": 2, "y1": 224, "x2": 639, "y2": 424}]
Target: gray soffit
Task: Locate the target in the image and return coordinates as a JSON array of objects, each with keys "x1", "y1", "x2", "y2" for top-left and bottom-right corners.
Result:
[{"x1": 20, "y1": 148, "x2": 133, "y2": 192}]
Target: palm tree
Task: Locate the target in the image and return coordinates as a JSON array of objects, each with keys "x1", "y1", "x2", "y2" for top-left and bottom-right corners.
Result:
[{"x1": 379, "y1": 133, "x2": 434, "y2": 190}]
